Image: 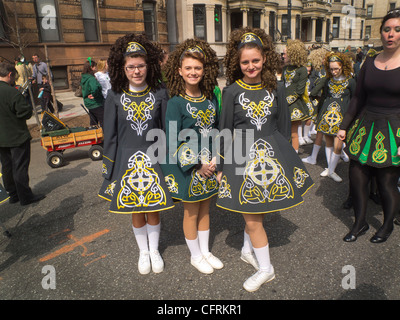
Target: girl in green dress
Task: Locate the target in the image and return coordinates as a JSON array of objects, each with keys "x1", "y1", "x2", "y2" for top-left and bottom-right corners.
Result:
[{"x1": 162, "y1": 39, "x2": 223, "y2": 274}]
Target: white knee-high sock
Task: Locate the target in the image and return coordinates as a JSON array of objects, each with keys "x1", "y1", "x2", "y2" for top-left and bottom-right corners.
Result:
[
  {"x1": 304, "y1": 124, "x2": 311, "y2": 137},
  {"x1": 147, "y1": 222, "x2": 160, "y2": 251},
  {"x1": 298, "y1": 124, "x2": 303, "y2": 139},
  {"x1": 132, "y1": 225, "x2": 149, "y2": 252},
  {"x1": 185, "y1": 237, "x2": 202, "y2": 260},
  {"x1": 198, "y1": 229, "x2": 210, "y2": 255},
  {"x1": 253, "y1": 244, "x2": 273, "y2": 273},
  {"x1": 325, "y1": 146, "x2": 333, "y2": 167},
  {"x1": 242, "y1": 230, "x2": 253, "y2": 254},
  {"x1": 328, "y1": 153, "x2": 341, "y2": 175},
  {"x1": 310, "y1": 144, "x2": 321, "y2": 161}
]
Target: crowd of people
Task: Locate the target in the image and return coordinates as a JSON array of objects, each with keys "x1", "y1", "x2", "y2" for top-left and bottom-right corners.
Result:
[{"x1": 1, "y1": 9, "x2": 399, "y2": 293}]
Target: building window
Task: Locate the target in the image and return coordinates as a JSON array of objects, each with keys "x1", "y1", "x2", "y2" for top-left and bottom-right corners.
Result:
[
  {"x1": 281, "y1": 14, "x2": 288, "y2": 37},
  {"x1": 365, "y1": 25, "x2": 371, "y2": 38},
  {"x1": 252, "y1": 10, "x2": 260, "y2": 29},
  {"x1": 269, "y1": 11, "x2": 276, "y2": 42},
  {"x1": 193, "y1": 4, "x2": 206, "y2": 40},
  {"x1": 295, "y1": 15, "x2": 301, "y2": 40},
  {"x1": 0, "y1": 0, "x2": 7, "y2": 41},
  {"x1": 35, "y1": 0, "x2": 61, "y2": 42},
  {"x1": 81, "y1": 0, "x2": 98, "y2": 42},
  {"x1": 332, "y1": 17, "x2": 340, "y2": 38},
  {"x1": 214, "y1": 5, "x2": 222, "y2": 42},
  {"x1": 143, "y1": 1, "x2": 157, "y2": 41},
  {"x1": 367, "y1": 5, "x2": 373, "y2": 17},
  {"x1": 360, "y1": 20, "x2": 364, "y2": 39}
]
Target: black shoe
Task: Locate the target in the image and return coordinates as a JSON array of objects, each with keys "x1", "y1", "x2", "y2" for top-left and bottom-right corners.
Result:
[
  {"x1": 369, "y1": 192, "x2": 381, "y2": 205},
  {"x1": 343, "y1": 224, "x2": 369, "y2": 242},
  {"x1": 20, "y1": 194, "x2": 46, "y2": 206},
  {"x1": 370, "y1": 229, "x2": 393, "y2": 243},
  {"x1": 9, "y1": 196, "x2": 19, "y2": 204}
]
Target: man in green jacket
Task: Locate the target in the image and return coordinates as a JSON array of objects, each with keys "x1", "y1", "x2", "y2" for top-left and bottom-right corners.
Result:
[{"x1": 0, "y1": 62, "x2": 45, "y2": 205}]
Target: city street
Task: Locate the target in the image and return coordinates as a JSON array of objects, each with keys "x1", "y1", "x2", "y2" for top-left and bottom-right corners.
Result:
[{"x1": 1, "y1": 136, "x2": 399, "y2": 303}]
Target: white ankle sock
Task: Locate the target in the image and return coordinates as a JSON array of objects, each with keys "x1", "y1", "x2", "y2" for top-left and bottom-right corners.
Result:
[
  {"x1": 242, "y1": 230, "x2": 253, "y2": 254},
  {"x1": 132, "y1": 225, "x2": 149, "y2": 252},
  {"x1": 198, "y1": 229, "x2": 210, "y2": 255},
  {"x1": 298, "y1": 125, "x2": 303, "y2": 139},
  {"x1": 253, "y1": 244, "x2": 273, "y2": 273},
  {"x1": 147, "y1": 222, "x2": 160, "y2": 251},
  {"x1": 328, "y1": 153, "x2": 341, "y2": 175},
  {"x1": 185, "y1": 237, "x2": 202, "y2": 260}
]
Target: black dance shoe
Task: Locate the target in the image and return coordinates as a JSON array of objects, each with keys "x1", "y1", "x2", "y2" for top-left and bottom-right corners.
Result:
[
  {"x1": 20, "y1": 194, "x2": 46, "y2": 206},
  {"x1": 342, "y1": 196, "x2": 353, "y2": 209},
  {"x1": 343, "y1": 224, "x2": 369, "y2": 242},
  {"x1": 370, "y1": 229, "x2": 393, "y2": 244}
]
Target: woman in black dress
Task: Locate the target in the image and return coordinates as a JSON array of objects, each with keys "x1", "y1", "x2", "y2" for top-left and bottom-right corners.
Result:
[{"x1": 338, "y1": 9, "x2": 400, "y2": 243}]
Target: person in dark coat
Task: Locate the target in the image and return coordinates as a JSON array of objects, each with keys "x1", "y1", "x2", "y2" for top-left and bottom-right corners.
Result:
[{"x1": 0, "y1": 62, "x2": 45, "y2": 205}]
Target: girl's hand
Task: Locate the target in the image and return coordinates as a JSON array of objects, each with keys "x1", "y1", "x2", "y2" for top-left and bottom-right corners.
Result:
[
  {"x1": 398, "y1": 146, "x2": 400, "y2": 156},
  {"x1": 197, "y1": 163, "x2": 214, "y2": 178},
  {"x1": 337, "y1": 129, "x2": 346, "y2": 141},
  {"x1": 88, "y1": 94, "x2": 94, "y2": 99},
  {"x1": 216, "y1": 171, "x2": 223, "y2": 184}
]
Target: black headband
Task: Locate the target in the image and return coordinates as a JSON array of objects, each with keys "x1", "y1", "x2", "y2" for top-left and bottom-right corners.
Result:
[{"x1": 124, "y1": 42, "x2": 147, "y2": 56}]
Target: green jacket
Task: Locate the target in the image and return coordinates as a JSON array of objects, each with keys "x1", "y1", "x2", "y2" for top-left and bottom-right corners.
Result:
[
  {"x1": 80, "y1": 73, "x2": 104, "y2": 109},
  {"x1": 0, "y1": 81, "x2": 32, "y2": 147}
]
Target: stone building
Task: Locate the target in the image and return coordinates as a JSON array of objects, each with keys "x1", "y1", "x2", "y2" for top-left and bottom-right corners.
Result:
[{"x1": 0, "y1": 0, "x2": 168, "y2": 90}]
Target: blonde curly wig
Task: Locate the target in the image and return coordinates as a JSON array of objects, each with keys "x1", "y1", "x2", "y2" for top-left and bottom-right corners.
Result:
[
  {"x1": 286, "y1": 39, "x2": 308, "y2": 67},
  {"x1": 308, "y1": 47, "x2": 330, "y2": 71}
]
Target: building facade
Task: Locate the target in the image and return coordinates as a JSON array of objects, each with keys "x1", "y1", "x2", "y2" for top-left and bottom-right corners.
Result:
[
  {"x1": 171, "y1": 0, "x2": 395, "y2": 58},
  {"x1": 0, "y1": 0, "x2": 168, "y2": 90}
]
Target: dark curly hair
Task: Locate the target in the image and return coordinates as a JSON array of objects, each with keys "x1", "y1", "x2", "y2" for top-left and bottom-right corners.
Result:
[
  {"x1": 324, "y1": 51, "x2": 353, "y2": 79},
  {"x1": 107, "y1": 33, "x2": 163, "y2": 93},
  {"x1": 224, "y1": 27, "x2": 280, "y2": 92},
  {"x1": 163, "y1": 38, "x2": 219, "y2": 100}
]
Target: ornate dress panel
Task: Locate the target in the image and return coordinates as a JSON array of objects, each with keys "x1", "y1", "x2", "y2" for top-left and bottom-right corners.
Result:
[
  {"x1": 217, "y1": 80, "x2": 313, "y2": 214},
  {"x1": 162, "y1": 94, "x2": 219, "y2": 202},
  {"x1": 98, "y1": 87, "x2": 174, "y2": 213}
]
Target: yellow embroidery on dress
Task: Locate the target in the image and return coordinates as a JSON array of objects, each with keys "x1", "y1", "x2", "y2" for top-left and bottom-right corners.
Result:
[
  {"x1": 291, "y1": 108, "x2": 304, "y2": 120},
  {"x1": 121, "y1": 91, "x2": 155, "y2": 136},
  {"x1": 372, "y1": 132, "x2": 388, "y2": 164},
  {"x1": 104, "y1": 180, "x2": 117, "y2": 197},
  {"x1": 102, "y1": 163, "x2": 108, "y2": 175},
  {"x1": 179, "y1": 145, "x2": 197, "y2": 167},
  {"x1": 349, "y1": 127, "x2": 366, "y2": 155},
  {"x1": 239, "y1": 139, "x2": 294, "y2": 205},
  {"x1": 317, "y1": 101, "x2": 343, "y2": 135},
  {"x1": 293, "y1": 167, "x2": 309, "y2": 188},
  {"x1": 284, "y1": 69, "x2": 296, "y2": 88},
  {"x1": 117, "y1": 151, "x2": 166, "y2": 209},
  {"x1": 346, "y1": 119, "x2": 360, "y2": 144},
  {"x1": 238, "y1": 91, "x2": 274, "y2": 131},
  {"x1": 186, "y1": 100, "x2": 216, "y2": 137},
  {"x1": 329, "y1": 78, "x2": 349, "y2": 98},
  {"x1": 165, "y1": 174, "x2": 178, "y2": 194},
  {"x1": 188, "y1": 148, "x2": 218, "y2": 197},
  {"x1": 218, "y1": 175, "x2": 232, "y2": 199}
]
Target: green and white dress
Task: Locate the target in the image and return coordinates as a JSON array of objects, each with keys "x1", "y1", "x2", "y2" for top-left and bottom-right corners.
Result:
[{"x1": 162, "y1": 93, "x2": 220, "y2": 202}]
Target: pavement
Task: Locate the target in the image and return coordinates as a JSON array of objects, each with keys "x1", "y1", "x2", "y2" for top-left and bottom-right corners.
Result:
[{"x1": 1, "y1": 81, "x2": 400, "y2": 306}]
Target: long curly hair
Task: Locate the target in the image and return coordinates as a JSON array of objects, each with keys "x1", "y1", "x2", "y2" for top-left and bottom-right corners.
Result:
[
  {"x1": 107, "y1": 33, "x2": 163, "y2": 93},
  {"x1": 224, "y1": 27, "x2": 280, "y2": 92},
  {"x1": 164, "y1": 38, "x2": 219, "y2": 99},
  {"x1": 324, "y1": 51, "x2": 353, "y2": 78},
  {"x1": 308, "y1": 47, "x2": 330, "y2": 71},
  {"x1": 286, "y1": 39, "x2": 308, "y2": 67}
]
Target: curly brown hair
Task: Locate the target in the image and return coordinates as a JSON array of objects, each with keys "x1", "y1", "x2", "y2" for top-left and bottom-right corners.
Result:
[
  {"x1": 324, "y1": 51, "x2": 353, "y2": 78},
  {"x1": 286, "y1": 39, "x2": 308, "y2": 67},
  {"x1": 107, "y1": 33, "x2": 163, "y2": 93},
  {"x1": 224, "y1": 27, "x2": 280, "y2": 92},
  {"x1": 308, "y1": 47, "x2": 330, "y2": 71},
  {"x1": 164, "y1": 38, "x2": 219, "y2": 100}
]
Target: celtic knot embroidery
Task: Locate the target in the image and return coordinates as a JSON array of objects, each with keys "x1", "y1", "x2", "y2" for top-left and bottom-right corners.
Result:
[
  {"x1": 238, "y1": 91, "x2": 274, "y2": 131},
  {"x1": 186, "y1": 100, "x2": 216, "y2": 137},
  {"x1": 121, "y1": 92, "x2": 155, "y2": 136}
]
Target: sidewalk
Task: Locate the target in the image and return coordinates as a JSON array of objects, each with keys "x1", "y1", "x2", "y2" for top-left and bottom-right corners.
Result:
[{"x1": 27, "y1": 91, "x2": 87, "y2": 125}]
